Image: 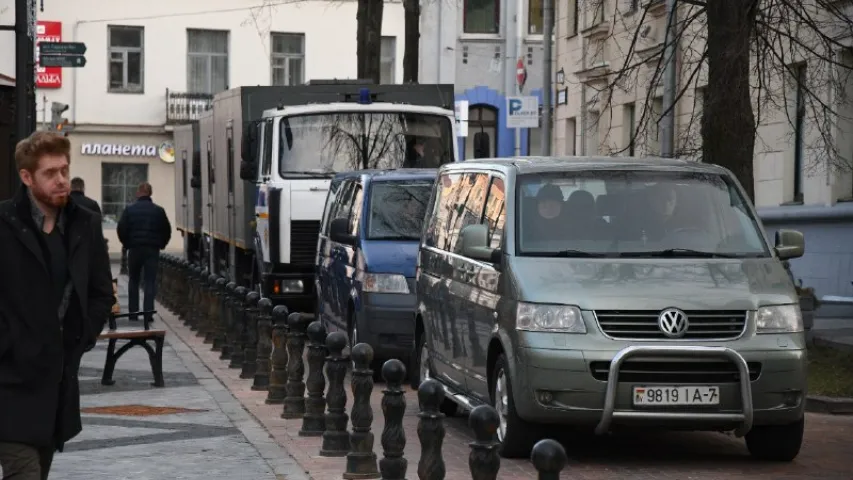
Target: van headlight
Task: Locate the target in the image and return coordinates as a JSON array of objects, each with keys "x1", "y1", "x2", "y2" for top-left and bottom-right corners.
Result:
[
  {"x1": 363, "y1": 273, "x2": 410, "y2": 294},
  {"x1": 756, "y1": 304, "x2": 803, "y2": 333},
  {"x1": 516, "y1": 302, "x2": 586, "y2": 333}
]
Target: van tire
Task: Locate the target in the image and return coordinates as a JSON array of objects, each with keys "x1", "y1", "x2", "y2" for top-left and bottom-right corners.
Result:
[
  {"x1": 492, "y1": 354, "x2": 538, "y2": 458},
  {"x1": 411, "y1": 331, "x2": 458, "y2": 416},
  {"x1": 745, "y1": 417, "x2": 804, "y2": 462}
]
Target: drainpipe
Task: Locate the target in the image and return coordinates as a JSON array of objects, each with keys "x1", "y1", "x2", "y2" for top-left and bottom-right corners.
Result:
[
  {"x1": 71, "y1": 20, "x2": 82, "y2": 125},
  {"x1": 514, "y1": 0, "x2": 523, "y2": 156},
  {"x1": 541, "y1": 0, "x2": 553, "y2": 155}
]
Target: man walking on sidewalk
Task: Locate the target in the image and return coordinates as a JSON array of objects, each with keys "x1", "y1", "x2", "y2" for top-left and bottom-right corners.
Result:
[
  {"x1": 0, "y1": 131, "x2": 115, "y2": 479},
  {"x1": 68, "y1": 177, "x2": 101, "y2": 216},
  {"x1": 117, "y1": 182, "x2": 172, "y2": 323}
]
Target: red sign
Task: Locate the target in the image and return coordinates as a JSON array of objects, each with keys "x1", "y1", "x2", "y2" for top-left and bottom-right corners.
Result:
[
  {"x1": 516, "y1": 58, "x2": 527, "y2": 91},
  {"x1": 36, "y1": 21, "x2": 63, "y2": 89}
]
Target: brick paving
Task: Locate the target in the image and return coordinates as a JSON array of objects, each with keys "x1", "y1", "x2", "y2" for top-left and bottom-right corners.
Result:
[{"x1": 156, "y1": 302, "x2": 853, "y2": 479}]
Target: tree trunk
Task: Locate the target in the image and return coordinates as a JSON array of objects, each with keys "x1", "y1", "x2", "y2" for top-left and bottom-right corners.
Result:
[
  {"x1": 702, "y1": 0, "x2": 758, "y2": 202},
  {"x1": 356, "y1": 0, "x2": 384, "y2": 83},
  {"x1": 403, "y1": 0, "x2": 420, "y2": 83}
]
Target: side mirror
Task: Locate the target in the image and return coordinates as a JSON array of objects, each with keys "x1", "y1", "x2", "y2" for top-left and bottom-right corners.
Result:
[
  {"x1": 460, "y1": 223, "x2": 498, "y2": 262},
  {"x1": 190, "y1": 177, "x2": 201, "y2": 189},
  {"x1": 329, "y1": 217, "x2": 356, "y2": 245},
  {"x1": 239, "y1": 161, "x2": 258, "y2": 181},
  {"x1": 775, "y1": 229, "x2": 804, "y2": 260}
]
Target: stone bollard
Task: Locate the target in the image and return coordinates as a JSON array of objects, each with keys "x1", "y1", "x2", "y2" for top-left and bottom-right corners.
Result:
[
  {"x1": 220, "y1": 282, "x2": 238, "y2": 360},
  {"x1": 265, "y1": 305, "x2": 290, "y2": 404},
  {"x1": 228, "y1": 286, "x2": 249, "y2": 369},
  {"x1": 299, "y1": 320, "x2": 327, "y2": 437},
  {"x1": 344, "y1": 343, "x2": 380, "y2": 479},
  {"x1": 211, "y1": 278, "x2": 228, "y2": 351},
  {"x1": 417, "y1": 379, "x2": 446, "y2": 480},
  {"x1": 379, "y1": 359, "x2": 408, "y2": 480},
  {"x1": 320, "y1": 331, "x2": 350, "y2": 457},
  {"x1": 240, "y1": 291, "x2": 261, "y2": 380},
  {"x1": 468, "y1": 405, "x2": 501, "y2": 480},
  {"x1": 530, "y1": 439, "x2": 568, "y2": 480},
  {"x1": 282, "y1": 312, "x2": 312, "y2": 418},
  {"x1": 252, "y1": 298, "x2": 274, "y2": 390},
  {"x1": 200, "y1": 274, "x2": 218, "y2": 341}
]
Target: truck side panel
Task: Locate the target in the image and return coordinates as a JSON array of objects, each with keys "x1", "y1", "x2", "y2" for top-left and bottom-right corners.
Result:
[
  {"x1": 199, "y1": 111, "x2": 215, "y2": 239},
  {"x1": 173, "y1": 124, "x2": 193, "y2": 233}
]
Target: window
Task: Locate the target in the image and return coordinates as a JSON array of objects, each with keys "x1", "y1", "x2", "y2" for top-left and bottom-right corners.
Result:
[
  {"x1": 627, "y1": 0, "x2": 639, "y2": 13},
  {"x1": 321, "y1": 180, "x2": 342, "y2": 234},
  {"x1": 565, "y1": 118, "x2": 576, "y2": 155},
  {"x1": 586, "y1": 0, "x2": 604, "y2": 26},
  {"x1": 380, "y1": 37, "x2": 396, "y2": 84},
  {"x1": 464, "y1": 0, "x2": 499, "y2": 34},
  {"x1": 529, "y1": 0, "x2": 543, "y2": 34},
  {"x1": 271, "y1": 33, "x2": 304, "y2": 86},
  {"x1": 649, "y1": 97, "x2": 663, "y2": 155},
  {"x1": 425, "y1": 173, "x2": 465, "y2": 249},
  {"x1": 528, "y1": 128, "x2": 542, "y2": 155},
  {"x1": 187, "y1": 29, "x2": 229, "y2": 94},
  {"x1": 349, "y1": 185, "x2": 364, "y2": 235},
  {"x1": 466, "y1": 106, "x2": 498, "y2": 159},
  {"x1": 330, "y1": 181, "x2": 357, "y2": 228},
  {"x1": 483, "y1": 177, "x2": 506, "y2": 249},
  {"x1": 793, "y1": 64, "x2": 806, "y2": 203},
  {"x1": 101, "y1": 163, "x2": 148, "y2": 226},
  {"x1": 449, "y1": 173, "x2": 490, "y2": 254},
  {"x1": 566, "y1": 0, "x2": 579, "y2": 37},
  {"x1": 367, "y1": 180, "x2": 434, "y2": 240},
  {"x1": 624, "y1": 103, "x2": 636, "y2": 156},
  {"x1": 108, "y1": 26, "x2": 144, "y2": 93},
  {"x1": 584, "y1": 110, "x2": 600, "y2": 154}
]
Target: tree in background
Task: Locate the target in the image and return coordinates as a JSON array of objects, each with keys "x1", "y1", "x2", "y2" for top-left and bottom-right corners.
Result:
[
  {"x1": 357, "y1": 0, "x2": 385, "y2": 83},
  {"x1": 403, "y1": 0, "x2": 420, "y2": 83}
]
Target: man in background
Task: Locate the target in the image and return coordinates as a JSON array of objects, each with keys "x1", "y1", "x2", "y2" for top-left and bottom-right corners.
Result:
[
  {"x1": 117, "y1": 182, "x2": 172, "y2": 324},
  {"x1": 69, "y1": 177, "x2": 101, "y2": 216}
]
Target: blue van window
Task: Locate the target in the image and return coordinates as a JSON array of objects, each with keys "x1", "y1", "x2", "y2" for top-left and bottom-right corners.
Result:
[
  {"x1": 425, "y1": 173, "x2": 464, "y2": 249},
  {"x1": 367, "y1": 180, "x2": 434, "y2": 240},
  {"x1": 483, "y1": 177, "x2": 506, "y2": 249},
  {"x1": 348, "y1": 185, "x2": 364, "y2": 235},
  {"x1": 448, "y1": 173, "x2": 490, "y2": 254}
]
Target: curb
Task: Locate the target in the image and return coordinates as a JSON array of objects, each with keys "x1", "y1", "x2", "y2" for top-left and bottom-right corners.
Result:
[
  {"x1": 812, "y1": 336, "x2": 853, "y2": 353},
  {"x1": 806, "y1": 395, "x2": 853, "y2": 415}
]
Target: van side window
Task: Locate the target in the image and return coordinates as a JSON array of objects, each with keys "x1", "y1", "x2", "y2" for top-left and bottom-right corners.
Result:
[
  {"x1": 483, "y1": 177, "x2": 506, "y2": 249},
  {"x1": 424, "y1": 173, "x2": 464, "y2": 249},
  {"x1": 449, "y1": 173, "x2": 490, "y2": 254},
  {"x1": 331, "y1": 181, "x2": 355, "y2": 225},
  {"x1": 348, "y1": 184, "x2": 364, "y2": 235},
  {"x1": 320, "y1": 180, "x2": 342, "y2": 234}
]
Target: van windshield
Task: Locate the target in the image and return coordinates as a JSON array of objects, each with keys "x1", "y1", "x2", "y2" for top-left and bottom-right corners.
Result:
[
  {"x1": 367, "y1": 180, "x2": 434, "y2": 240},
  {"x1": 516, "y1": 170, "x2": 770, "y2": 258},
  {"x1": 278, "y1": 112, "x2": 454, "y2": 178}
]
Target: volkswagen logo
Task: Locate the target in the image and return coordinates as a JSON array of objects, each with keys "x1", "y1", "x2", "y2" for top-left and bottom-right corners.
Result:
[{"x1": 658, "y1": 308, "x2": 689, "y2": 338}]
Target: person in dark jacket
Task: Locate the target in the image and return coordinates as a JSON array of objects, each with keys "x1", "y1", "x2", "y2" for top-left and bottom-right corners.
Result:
[
  {"x1": 69, "y1": 177, "x2": 101, "y2": 216},
  {"x1": 117, "y1": 182, "x2": 172, "y2": 323},
  {"x1": 0, "y1": 131, "x2": 115, "y2": 479}
]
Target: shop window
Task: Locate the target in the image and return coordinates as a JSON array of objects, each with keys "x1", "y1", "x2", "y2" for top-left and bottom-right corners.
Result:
[{"x1": 101, "y1": 163, "x2": 149, "y2": 226}]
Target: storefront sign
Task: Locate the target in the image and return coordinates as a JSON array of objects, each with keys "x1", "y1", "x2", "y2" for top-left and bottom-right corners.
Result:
[
  {"x1": 36, "y1": 21, "x2": 63, "y2": 89},
  {"x1": 81, "y1": 141, "x2": 175, "y2": 163}
]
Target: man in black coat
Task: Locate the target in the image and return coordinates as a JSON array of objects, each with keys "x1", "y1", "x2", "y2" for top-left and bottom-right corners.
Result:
[
  {"x1": 0, "y1": 131, "x2": 115, "y2": 478},
  {"x1": 69, "y1": 177, "x2": 102, "y2": 216},
  {"x1": 117, "y1": 182, "x2": 171, "y2": 324}
]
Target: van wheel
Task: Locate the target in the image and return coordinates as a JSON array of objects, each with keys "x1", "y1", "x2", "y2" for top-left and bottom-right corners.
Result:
[
  {"x1": 745, "y1": 417, "x2": 804, "y2": 462},
  {"x1": 411, "y1": 331, "x2": 458, "y2": 416},
  {"x1": 492, "y1": 354, "x2": 538, "y2": 459}
]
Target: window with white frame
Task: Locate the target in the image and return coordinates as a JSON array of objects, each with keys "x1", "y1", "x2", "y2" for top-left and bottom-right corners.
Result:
[
  {"x1": 101, "y1": 163, "x2": 149, "y2": 226},
  {"x1": 187, "y1": 29, "x2": 229, "y2": 94},
  {"x1": 271, "y1": 33, "x2": 305, "y2": 86},
  {"x1": 464, "y1": 0, "x2": 500, "y2": 34},
  {"x1": 108, "y1": 26, "x2": 144, "y2": 93},
  {"x1": 380, "y1": 36, "x2": 396, "y2": 84}
]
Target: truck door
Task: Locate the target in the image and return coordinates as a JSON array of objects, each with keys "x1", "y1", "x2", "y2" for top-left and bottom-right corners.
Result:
[{"x1": 255, "y1": 119, "x2": 273, "y2": 265}]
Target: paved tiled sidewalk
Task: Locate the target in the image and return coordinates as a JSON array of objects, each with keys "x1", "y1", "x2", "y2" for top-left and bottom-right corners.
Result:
[{"x1": 46, "y1": 268, "x2": 309, "y2": 480}]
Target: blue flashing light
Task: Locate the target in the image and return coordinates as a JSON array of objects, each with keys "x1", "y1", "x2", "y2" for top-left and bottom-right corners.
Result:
[{"x1": 358, "y1": 88, "x2": 372, "y2": 105}]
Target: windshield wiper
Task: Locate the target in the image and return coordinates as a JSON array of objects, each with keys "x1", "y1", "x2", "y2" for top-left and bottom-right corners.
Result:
[
  {"x1": 619, "y1": 248, "x2": 736, "y2": 258},
  {"x1": 369, "y1": 235, "x2": 419, "y2": 241},
  {"x1": 525, "y1": 249, "x2": 609, "y2": 258},
  {"x1": 281, "y1": 171, "x2": 334, "y2": 178}
]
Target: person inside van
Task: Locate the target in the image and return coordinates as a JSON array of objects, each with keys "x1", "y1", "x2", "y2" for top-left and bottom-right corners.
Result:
[{"x1": 528, "y1": 183, "x2": 567, "y2": 240}]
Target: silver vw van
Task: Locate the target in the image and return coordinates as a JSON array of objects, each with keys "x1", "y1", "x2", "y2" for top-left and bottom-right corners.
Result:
[{"x1": 412, "y1": 157, "x2": 807, "y2": 461}]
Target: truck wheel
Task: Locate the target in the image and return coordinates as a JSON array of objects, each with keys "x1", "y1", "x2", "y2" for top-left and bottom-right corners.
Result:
[
  {"x1": 745, "y1": 416, "x2": 804, "y2": 462},
  {"x1": 411, "y1": 331, "x2": 457, "y2": 416},
  {"x1": 492, "y1": 354, "x2": 538, "y2": 459}
]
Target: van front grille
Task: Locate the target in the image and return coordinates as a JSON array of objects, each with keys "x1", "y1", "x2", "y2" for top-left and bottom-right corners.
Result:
[
  {"x1": 594, "y1": 310, "x2": 747, "y2": 340},
  {"x1": 589, "y1": 360, "x2": 762, "y2": 383},
  {"x1": 289, "y1": 221, "x2": 321, "y2": 265}
]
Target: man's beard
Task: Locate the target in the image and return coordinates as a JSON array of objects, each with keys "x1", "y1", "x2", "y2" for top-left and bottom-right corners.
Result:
[{"x1": 31, "y1": 184, "x2": 69, "y2": 209}]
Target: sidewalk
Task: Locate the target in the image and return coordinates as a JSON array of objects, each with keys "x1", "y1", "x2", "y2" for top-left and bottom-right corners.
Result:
[
  {"x1": 48, "y1": 266, "x2": 308, "y2": 480},
  {"x1": 811, "y1": 317, "x2": 853, "y2": 352}
]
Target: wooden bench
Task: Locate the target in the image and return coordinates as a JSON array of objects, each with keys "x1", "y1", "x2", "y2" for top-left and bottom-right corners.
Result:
[{"x1": 98, "y1": 310, "x2": 166, "y2": 387}]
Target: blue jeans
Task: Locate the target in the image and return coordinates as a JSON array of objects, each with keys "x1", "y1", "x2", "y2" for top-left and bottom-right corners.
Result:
[{"x1": 127, "y1": 247, "x2": 159, "y2": 322}]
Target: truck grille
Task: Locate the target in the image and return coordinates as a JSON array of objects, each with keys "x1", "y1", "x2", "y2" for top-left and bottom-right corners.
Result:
[
  {"x1": 594, "y1": 310, "x2": 747, "y2": 340},
  {"x1": 289, "y1": 221, "x2": 321, "y2": 265},
  {"x1": 589, "y1": 360, "x2": 762, "y2": 383}
]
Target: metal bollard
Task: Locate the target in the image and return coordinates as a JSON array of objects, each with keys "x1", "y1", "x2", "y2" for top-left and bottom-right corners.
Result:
[
  {"x1": 228, "y1": 286, "x2": 249, "y2": 369},
  {"x1": 282, "y1": 312, "x2": 312, "y2": 419},
  {"x1": 468, "y1": 405, "x2": 501, "y2": 480},
  {"x1": 530, "y1": 439, "x2": 568, "y2": 480},
  {"x1": 211, "y1": 278, "x2": 227, "y2": 350},
  {"x1": 201, "y1": 275, "x2": 219, "y2": 342},
  {"x1": 379, "y1": 359, "x2": 408, "y2": 480},
  {"x1": 265, "y1": 305, "x2": 290, "y2": 404},
  {"x1": 220, "y1": 282, "x2": 238, "y2": 360},
  {"x1": 299, "y1": 320, "x2": 327, "y2": 437},
  {"x1": 190, "y1": 268, "x2": 209, "y2": 331},
  {"x1": 417, "y1": 379, "x2": 446, "y2": 480},
  {"x1": 251, "y1": 298, "x2": 274, "y2": 390},
  {"x1": 239, "y1": 291, "x2": 261, "y2": 380},
  {"x1": 320, "y1": 331, "x2": 350, "y2": 457},
  {"x1": 344, "y1": 343, "x2": 379, "y2": 479}
]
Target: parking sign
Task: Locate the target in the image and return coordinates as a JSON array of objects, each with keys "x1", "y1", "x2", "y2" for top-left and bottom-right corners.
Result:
[{"x1": 506, "y1": 96, "x2": 539, "y2": 129}]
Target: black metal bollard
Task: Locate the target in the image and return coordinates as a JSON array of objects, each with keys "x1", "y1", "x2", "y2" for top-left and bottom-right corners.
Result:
[
  {"x1": 190, "y1": 265, "x2": 204, "y2": 328},
  {"x1": 265, "y1": 305, "x2": 290, "y2": 404},
  {"x1": 282, "y1": 312, "x2": 312, "y2": 418},
  {"x1": 228, "y1": 286, "x2": 249, "y2": 369},
  {"x1": 417, "y1": 379, "x2": 446, "y2": 480},
  {"x1": 184, "y1": 266, "x2": 197, "y2": 328},
  {"x1": 191, "y1": 268, "x2": 209, "y2": 331},
  {"x1": 200, "y1": 274, "x2": 218, "y2": 341},
  {"x1": 379, "y1": 359, "x2": 408, "y2": 480},
  {"x1": 240, "y1": 291, "x2": 261, "y2": 380},
  {"x1": 252, "y1": 298, "x2": 274, "y2": 390},
  {"x1": 204, "y1": 276, "x2": 222, "y2": 344},
  {"x1": 344, "y1": 343, "x2": 380, "y2": 479},
  {"x1": 530, "y1": 439, "x2": 568, "y2": 480},
  {"x1": 299, "y1": 320, "x2": 327, "y2": 437},
  {"x1": 211, "y1": 278, "x2": 228, "y2": 351},
  {"x1": 320, "y1": 331, "x2": 350, "y2": 457},
  {"x1": 468, "y1": 405, "x2": 501, "y2": 480},
  {"x1": 177, "y1": 260, "x2": 189, "y2": 319},
  {"x1": 220, "y1": 282, "x2": 237, "y2": 360},
  {"x1": 161, "y1": 257, "x2": 172, "y2": 308}
]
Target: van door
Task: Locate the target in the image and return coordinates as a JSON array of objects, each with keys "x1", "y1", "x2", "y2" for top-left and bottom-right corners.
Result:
[
  {"x1": 326, "y1": 180, "x2": 356, "y2": 331},
  {"x1": 317, "y1": 179, "x2": 343, "y2": 322}
]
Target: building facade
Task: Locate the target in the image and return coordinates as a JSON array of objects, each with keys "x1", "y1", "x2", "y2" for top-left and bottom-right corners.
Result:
[
  {"x1": 552, "y1": 0, "x2": 853, "y2": 308},
  {"x1": 420, "y1": 0, "x2": 554, "y2": 158},
  {"x1": 31, "y1": 0, "x2": 406, "y2": 256}
]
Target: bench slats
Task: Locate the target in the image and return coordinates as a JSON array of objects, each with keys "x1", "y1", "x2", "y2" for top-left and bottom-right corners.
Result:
[{"x1": 99, "y1": 329, "x2": 166, "y2": 340}]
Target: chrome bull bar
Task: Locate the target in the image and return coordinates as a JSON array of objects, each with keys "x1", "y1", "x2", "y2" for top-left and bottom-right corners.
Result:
[{"x1": 594, "y1": 345, "x2": 754, "y2": 437}]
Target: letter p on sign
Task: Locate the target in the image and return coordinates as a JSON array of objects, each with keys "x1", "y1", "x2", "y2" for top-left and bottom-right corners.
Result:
[{"x1": 509, "y1": 99, "x2": 523, "y2": 114}]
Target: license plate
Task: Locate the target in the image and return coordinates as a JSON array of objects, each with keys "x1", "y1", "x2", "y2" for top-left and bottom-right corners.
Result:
[{"x1": 632, "y1": 386, "x2": 720, "y2": 406}]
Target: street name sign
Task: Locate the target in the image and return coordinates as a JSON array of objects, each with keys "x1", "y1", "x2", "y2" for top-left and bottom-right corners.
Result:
[
  {"x1": 40, "y1": 42, "x2": 87, "y2": 55},
  {"x1": 40, "y1": 55, "x2": 87, "y2": 68}
]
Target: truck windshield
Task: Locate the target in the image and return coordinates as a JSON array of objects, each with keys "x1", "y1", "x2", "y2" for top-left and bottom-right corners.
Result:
[
  {"x1": 367, "y1": 180, "x2": 434, "y2": 240},
  {"x1": 516, "y1": 170, "x2": 770, "y2": 258},
  {"x1": 278, "y1": 112, "x2": 453, "y2": 177}
]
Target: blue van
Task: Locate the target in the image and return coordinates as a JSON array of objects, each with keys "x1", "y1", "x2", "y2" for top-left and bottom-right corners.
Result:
[{"x1": 315, "y1": 169, "x2": 437, "y2": 361}]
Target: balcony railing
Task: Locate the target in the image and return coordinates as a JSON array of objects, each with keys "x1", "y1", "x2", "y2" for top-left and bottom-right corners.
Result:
[{"x1": 166, "y1": 89, "x2": 213, "y2": 124}]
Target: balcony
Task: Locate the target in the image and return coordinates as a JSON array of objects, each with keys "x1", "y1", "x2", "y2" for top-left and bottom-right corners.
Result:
[{"x1": 166, "y1": 89, "x2": 213, "y2": 125}]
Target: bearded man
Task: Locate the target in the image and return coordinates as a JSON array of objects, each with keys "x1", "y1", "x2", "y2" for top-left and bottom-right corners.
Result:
[{"x1": 0, "y1": 131, "x2": 114, "y2": 479}]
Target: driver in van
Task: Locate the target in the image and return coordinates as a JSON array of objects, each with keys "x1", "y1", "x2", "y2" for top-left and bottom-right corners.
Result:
[
  {"x1": 403, "y1": 136, "x2": 426, "y2": 167},
  {"x1": 528, "y1": 183, "x2": 566, "y2": 240}
]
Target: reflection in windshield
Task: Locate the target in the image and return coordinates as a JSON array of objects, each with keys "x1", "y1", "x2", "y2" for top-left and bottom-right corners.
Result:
[
  {"x1": 367, "y1": 180, "x2": 434, "y2": 240},
  {"x1": 278, "y1": 112, "x2": 453, "y2": 177},
  {"x1": 517, "y1": 170, "x2": 770, "y2": 258}
]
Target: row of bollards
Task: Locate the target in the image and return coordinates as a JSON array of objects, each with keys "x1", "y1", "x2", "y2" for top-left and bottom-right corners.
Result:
[{"x1": 155, "y1": 255, "x2": 569, "y2": 479}]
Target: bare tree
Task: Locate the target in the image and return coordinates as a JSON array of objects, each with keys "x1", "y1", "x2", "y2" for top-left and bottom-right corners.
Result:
[
  {"x1": 357, "y1": 0, "x2": 385, "y2": 82},
  {"x1": 576, "y1": 0, "x2": 853, "y2": 202},
  {"x1": 403, "y1": 0, "x2": 420, "y2": 83}
]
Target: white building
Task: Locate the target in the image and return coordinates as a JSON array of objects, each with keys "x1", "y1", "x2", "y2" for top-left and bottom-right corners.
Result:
[{"x1": 23, "y1": 0, "x2": 405, "y2": 255}]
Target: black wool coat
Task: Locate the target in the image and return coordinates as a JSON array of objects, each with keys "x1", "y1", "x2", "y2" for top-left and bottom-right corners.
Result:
[{"x1": 0, "y1": 186, "x2": 115, "y2": 450}]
